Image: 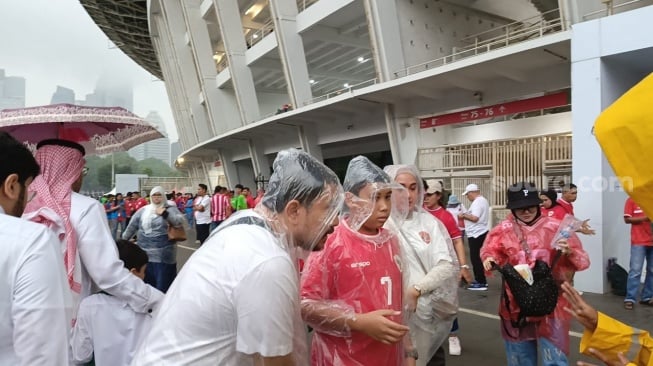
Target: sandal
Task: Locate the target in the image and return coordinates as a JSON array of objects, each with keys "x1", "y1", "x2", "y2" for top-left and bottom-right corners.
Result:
[
  {"x1": 639, "y1": 300, "x2": 653, "y2": 306},
  {"x1": 625, "y1": 302, "x2": 635, "y2": 310}
]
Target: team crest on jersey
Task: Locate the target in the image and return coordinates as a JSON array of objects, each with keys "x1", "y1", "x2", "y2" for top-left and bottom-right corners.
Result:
[
  {"x1": 523, "y1": 189, "x2": 530, "y2": 197},
  {"x1": 393, "y1": 255, "x2": 403, "y2": 272}
]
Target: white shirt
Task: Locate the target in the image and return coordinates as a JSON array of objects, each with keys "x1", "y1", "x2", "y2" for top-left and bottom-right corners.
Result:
[
  {"x1": 446, "y1": 204, "x2": 467, "y2": 231},
  {"x1": 0, "y1": 208, "x2": 71, "y2": 366},
  {"x1": 193, "y1": 195, "x2": 211, "y2": 224},
  {"x1": 70, "y1": 193, "x2": 163, "y2": 313},
  {"x1": 132, "y1": 212, "x2": 305, "y2": 365},
  {"x1": 465, "y1": 195, "x2": 489, "y2": 238},
  {"x1": 72, "y1": 292, "x2": 152, "y2": 366}
]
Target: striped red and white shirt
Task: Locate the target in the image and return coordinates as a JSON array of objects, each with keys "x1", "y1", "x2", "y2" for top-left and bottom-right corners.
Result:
[{"x1": 211, "y1": 193, "x2": 231, "y2": 222}]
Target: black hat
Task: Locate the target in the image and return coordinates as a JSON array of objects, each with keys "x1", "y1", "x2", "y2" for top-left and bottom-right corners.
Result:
[{"x1": 506, "y1": 182, "x2": 541, "y2": 209}]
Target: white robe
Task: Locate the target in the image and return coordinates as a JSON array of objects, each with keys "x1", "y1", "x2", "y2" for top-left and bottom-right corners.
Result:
[
  {"x1": 69, "y1": 192, "x2": 163, "y2": 313},
  {"x1": 0, "y1": 207, "x2": 71, "y2": 365}
]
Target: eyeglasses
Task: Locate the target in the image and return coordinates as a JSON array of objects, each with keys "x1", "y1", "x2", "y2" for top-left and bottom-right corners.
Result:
[
  {"x1": 82, "y1": 167, "x2": 89, "y2": 176},
  {"x1": 27, "y1": 191, "x2": 37, "y2": 203},
  {"x1": 514, "y1": 206, "x2": 538, "y2": 214}
]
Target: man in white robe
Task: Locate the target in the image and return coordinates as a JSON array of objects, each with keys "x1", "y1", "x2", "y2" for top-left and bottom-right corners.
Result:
[
  {"x1": 23, "y1": 139, "x2": 163, "y2": 323},
  {"x1": 0, "y1": 131, "x2": 71, "y2": 365}
]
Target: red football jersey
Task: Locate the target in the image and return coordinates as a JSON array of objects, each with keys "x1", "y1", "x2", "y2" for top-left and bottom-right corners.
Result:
[
  {"x1": 425, "y1": 206, "x2": 462, "y2": 240},
  {"x1": 301, "y1": 221, "x2": 404, "y2": 366},
  {"x1": 624, "y1": 197, "x2": 653, "y2": 245},
  {"x1": 541, "y1": 205, "x2": 567, "y2": 220},
  {"x1": 557, "y1": 198, "x2": 574, "y2": 216}
]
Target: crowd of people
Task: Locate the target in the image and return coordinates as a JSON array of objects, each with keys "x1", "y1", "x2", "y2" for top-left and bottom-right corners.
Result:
[{"x1": 2, "y1": 130, "x2": 652, "y2": 366}]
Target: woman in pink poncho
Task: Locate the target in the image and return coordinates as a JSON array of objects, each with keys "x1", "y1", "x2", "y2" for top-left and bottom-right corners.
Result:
[{"x1": 481, "y1": 182, "x2": 590, "y2": 366}]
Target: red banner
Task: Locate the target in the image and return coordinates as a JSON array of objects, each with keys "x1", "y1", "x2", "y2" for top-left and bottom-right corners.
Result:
[{"x1": 419, "y1": 92, "x2": 568, "y2": 129}]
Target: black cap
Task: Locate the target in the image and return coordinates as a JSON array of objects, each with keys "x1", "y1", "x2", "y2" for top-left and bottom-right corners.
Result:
[
  {"x1": 36, "y1": 139, "x2": 85, "y2": 155},
  {"x1": 506, "y1": 182, "x2": 541, "y2": 209}
]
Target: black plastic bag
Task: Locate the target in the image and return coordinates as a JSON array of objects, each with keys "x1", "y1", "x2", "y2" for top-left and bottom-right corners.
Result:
[{"x1": 607, "y1": 257, "x2": 628, "y2": 296}]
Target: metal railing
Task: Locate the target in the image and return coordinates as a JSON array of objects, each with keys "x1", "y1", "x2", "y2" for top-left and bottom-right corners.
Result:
[
  {"x1": 297, "y1": 0, "x2": 320, "y2": 12},
  {"x1": 582, "y1": 0, "x2": 648, "y2": 20},
  {"x1": 215, "y1": 53, "x2": 228, "y2": 73},
  {"x1": 418, "y1": 134, "x2": 572, "y2": 209},
  {"x1": 247, "y1": 19, "x2": 274, "y2": 48},
  {"x1": 393, "y1": 8, "x2": 563, "y2": 79},
  {"x1": 303, "y1": 78, "x2": 378, "y2": 106}
]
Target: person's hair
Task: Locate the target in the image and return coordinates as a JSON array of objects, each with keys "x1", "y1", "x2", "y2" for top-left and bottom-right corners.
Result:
[
  {"x1": 422, "y1": 179, "x2": 428, "y2": 191},
  {"x1": 0, "y1": 132, "x2": 40, "y2": 185},
  {"x1": 126, "y1": 191, "x2": 132, "y2": 197},
  {"x1": 540, "y1": 189, "x2": 558, "y2": 207},
  {"x1": 198, "y1": 184, "x2": 208, "y2": 192},
  {"x1": 243, "y1": 187, "x2": 250, "y2": 192},
  {"x1": 116, "y1": 239, "x2": 148, "y2": 271},
  {"x1": 263, "y1": 150, "x2": 340, "y2": 213},
  {"x1": 561, "y1": 183, "x2": 577, "y2": 192},
  {"x1": 214, "y1": 185, "x2": 222, "y2": 194},
  {"x1": 235, "y1": 184, "x2": 244, "y2": 190}
]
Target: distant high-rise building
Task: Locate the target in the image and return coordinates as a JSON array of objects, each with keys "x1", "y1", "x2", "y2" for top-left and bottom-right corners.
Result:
[
  {"x1": 82, "y1": 73, "x2": 133, "y2": 111},
  {"x1": 0, "y1": 69, "x2": 26, "y2": 110},
  {"x1": 129, "y1": 111, "x2": 171, "y2": 166},
  {"x1": 50, "y1": 86, "x2": 75, "y2": 104}
]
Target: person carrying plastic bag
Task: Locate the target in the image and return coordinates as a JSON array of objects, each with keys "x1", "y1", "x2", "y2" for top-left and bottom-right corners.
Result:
[
  {"x1": 384, "y1": 165, "x2": 460, "y2": 366},
  {"x1": 301, "y1": 156, "x2": 410, "y2": 366},
  {"x1": 481, "y1": 182, "x2": 590, "y2": 366},
  {"x1": 132, "y1": 149, "x2": 344, "y2": 365}
]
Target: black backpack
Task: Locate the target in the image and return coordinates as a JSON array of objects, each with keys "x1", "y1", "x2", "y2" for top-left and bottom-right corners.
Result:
[{"x1": 607, "y1": 257, "x2": 628, "y2": 296}]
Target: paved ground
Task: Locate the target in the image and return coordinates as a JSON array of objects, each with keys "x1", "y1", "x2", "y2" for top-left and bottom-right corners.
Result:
[{"x1": 176, "y1": 228, "x2": 653, "y2": 365}]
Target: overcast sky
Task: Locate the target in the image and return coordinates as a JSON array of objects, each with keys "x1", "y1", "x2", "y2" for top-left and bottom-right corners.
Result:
[{"x1": 0, "y1": 0, "x2": 178, "y2": 141}]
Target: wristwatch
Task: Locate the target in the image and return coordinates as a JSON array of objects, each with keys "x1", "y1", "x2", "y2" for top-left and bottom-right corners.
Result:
[
  {"x1": 413, "y1": 284, "x2": 423, "y2": 295},
  {"x1": 405, "y1": 349, "x2": 419, "y2": 360},
  {"x1": 460, "y1": 264, "x2": 470, "y2": 270}
]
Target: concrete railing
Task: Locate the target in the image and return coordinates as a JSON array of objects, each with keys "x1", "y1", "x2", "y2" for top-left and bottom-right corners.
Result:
[{"x1": 393, "y1": 8, "x2": 563, "y2": 78}]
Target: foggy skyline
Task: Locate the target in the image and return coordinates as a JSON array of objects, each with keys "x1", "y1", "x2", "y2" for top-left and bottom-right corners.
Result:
[{"x1": 0, "y1": 0, "x2": 178, "y2": 141}]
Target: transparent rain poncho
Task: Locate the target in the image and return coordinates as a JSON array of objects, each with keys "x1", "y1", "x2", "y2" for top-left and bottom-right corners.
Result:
[
  {"x1": 131, "y1": 149, "x2": 344, "y2": 366},
  {"x1": 384, "y1": 165, "x2": 460, "y2": 365},
  {"x1": 300, "y1": 156, "x2": 410, "y2": 366}
]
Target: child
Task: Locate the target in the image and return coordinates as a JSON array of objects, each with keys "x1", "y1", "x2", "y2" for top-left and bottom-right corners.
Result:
[
  {"x1": 71, "y1": 240, "x2": 153, "y2": 366},
  {"x1": 301, "y1": 156, "x2": 410, "y2": 366}
]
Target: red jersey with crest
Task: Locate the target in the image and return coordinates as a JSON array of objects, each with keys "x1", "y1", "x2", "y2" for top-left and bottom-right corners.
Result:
[{"x1": 301, "y1": 220, "x2": 403, "y2": 366}]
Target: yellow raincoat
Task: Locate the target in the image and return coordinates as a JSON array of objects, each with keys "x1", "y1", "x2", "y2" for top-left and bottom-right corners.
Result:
[{"x1": 580, "y1": 312, "x2": 653, "y2": 366}]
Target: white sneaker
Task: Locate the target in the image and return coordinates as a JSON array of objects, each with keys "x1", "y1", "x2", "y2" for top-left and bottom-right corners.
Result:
[{"x1": 448, "y1": 335, "x2": 461, "y2": 356}]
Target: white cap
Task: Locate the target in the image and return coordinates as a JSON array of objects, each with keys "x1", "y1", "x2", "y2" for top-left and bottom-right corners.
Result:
[
  {"x1": 425, "y1": 179, "x2": 443, "y2": 194},
  {"x1": 463, "y1": 183, "x2": 480, "y2": 195}
]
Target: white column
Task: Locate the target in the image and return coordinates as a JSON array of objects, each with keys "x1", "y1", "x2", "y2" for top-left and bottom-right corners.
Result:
[
  {"x1": 248, "y1": 139, "x2": 271, "y2": 182},
  {"x1": 297, "y1": 125, "x2": 323, "y2": 161},
  {"x1": 217, "y1": 148, "x2": 239, "y2": 189},
  {"x1": 161, "y1": 1, "x2": 213, "y2": 141},
  {"x1": 363, "y1": 0, "x2": 406, "y2": 81},
  {"x1": 269, "y1": 0, "x2": 313, "y2": 107},
  {"x1": 151, "y1": 7, "x2": 197, "y2": 148},
  {"x1": 213, "y1": 0, "x2": 261, "y2": 124}
]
